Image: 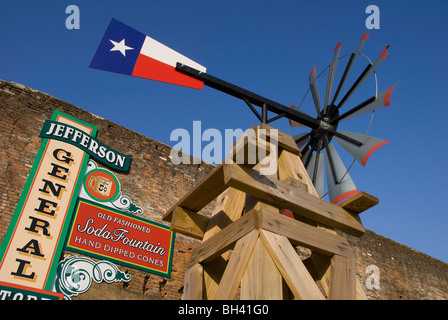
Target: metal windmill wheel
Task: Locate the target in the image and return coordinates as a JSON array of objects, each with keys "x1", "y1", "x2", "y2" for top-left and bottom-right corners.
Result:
[{"x1": 290, "y1": 33, "x2": 396, "y2": 204}]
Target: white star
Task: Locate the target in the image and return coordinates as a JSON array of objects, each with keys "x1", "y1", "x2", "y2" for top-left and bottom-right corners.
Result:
[{"x1": 109, "y1": 39, "x2": 133, "y2": 57}]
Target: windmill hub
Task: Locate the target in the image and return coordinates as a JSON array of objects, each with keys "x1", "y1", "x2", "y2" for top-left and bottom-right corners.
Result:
[
  {"x1": 313, "y1": 107, "x2": 340, "y2": 148},
  {"x1": 318, "y1": 119, "x2": 333, "y2": 131}
]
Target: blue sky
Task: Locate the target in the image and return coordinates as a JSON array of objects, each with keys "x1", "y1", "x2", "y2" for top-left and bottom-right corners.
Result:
[{"x1": 1, "y1": 1, "x2": 447, "y2": 264}]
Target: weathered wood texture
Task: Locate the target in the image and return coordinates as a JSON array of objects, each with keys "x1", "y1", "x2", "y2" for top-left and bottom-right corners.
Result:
[
  {"x1": 241, "y1": 237, "x2": 284, "y2": 299},
  {"x1": 166, "y1": 125, "x2": 370, "y2": 300},
  {"x1": 260, "y1": 230, "x2": 325, "y2": 300}
]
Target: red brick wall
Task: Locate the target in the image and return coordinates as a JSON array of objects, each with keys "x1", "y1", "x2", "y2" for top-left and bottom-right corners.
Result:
[
  {"x1": 1, "y1": 80, "x2": 446, "y2": 300},
  {"x1": 345, "y1": 230, "x2": 448, "y2": 300}
]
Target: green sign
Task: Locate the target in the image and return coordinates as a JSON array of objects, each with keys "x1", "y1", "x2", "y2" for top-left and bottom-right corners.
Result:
[
  {"x1": 0, "y1": 281, "x2": 63, "y2": 300},
  {"x1": 0, "y1": 110, "x2": 97, "y2": 291},
  {"x1": 40, "y1": 120, "x2": 131, "y2": 172}
]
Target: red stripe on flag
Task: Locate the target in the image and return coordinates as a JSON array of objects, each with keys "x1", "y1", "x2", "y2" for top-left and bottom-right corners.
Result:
[{"x1": 132, "y1": 54, "x2": 204, "y2": 90}]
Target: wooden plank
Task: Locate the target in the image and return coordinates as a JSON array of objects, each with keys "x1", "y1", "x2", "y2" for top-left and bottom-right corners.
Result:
[
  {"x1": 187, "y1": 210, "x2": 257, "y2": 268},
  {"x1": 162, "y1": 164, "x2": 226, "y2": 222},
  {"x1": 338, "y1": 191, "x2": 379, "y2": 215},
  {"x1": 258, "y1": 123, "x2": 301, "y2": 156},
  {"x1": 282, "y1": 176, "x2": 309, "y2": 194},
  {"x1": 356, "y1": 276, "x2": 368, "y2": 300},
  {"x1": 224, "y1": 126, "x2": 270, "y2": 168},
  {"x1": 241, "y1": 237, "x2": 283, "y2": 299},
  {"x1": 223, "y1": 163, "x2": 365, "y2": 237},
  {"x1": 303, "y1": 251, "x2": 368, "y2": 300},
  {"x1": 202, "y1": 187, "x2": 246, "y2": 300},
  {"x1": 183, "y1": 264, "x2": 204, "y2": 300},
  {"x1": 203, "y1": 256, "x2": 228, "y2": 300},
  {"x1": 170, "y1": 206, "x2": 209, "y2": 240},
  {"x1": 260, "y1": 230, "x2": 325, "y2": 300},
  {"x1": 214, "y1": 230, "x2": 259, "y2": 300},
  {"x1": 258, "y1": 208, "x2": 354, "y2": 258},
  {"x1": 188, "y1": 206, "x2": 354, "y2": 269},
  {"x1": 305, "y1": 252, "x2": 332, "y2": 298},
  {"x1": 278, "y1": 149, "x2": 318, "y2": 197},
  {"x1": 203, "y1": 187, "x2": 246, "y2": 241},
  {"x1": 328, "y1": 255, "x2": 357, "y2": 300}
]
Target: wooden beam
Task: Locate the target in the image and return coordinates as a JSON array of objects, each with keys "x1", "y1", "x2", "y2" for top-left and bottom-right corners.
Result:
[
  {"x1": 162, "y1": 164, "x2": 226, "y2": 222},
  {"x1": 224, "y1": 126, "x2": 270, "y2": 168},
  {"x1": 278, "y1": 149, "x2": 317, "y2": 197},
  {"x1": 170, "y1": 206, "x2": 209, "y2": 240},
  {"x1": 202, "y1": 257, "x2": 228, "y2": 300},
  {"x1": 338, "y1": 191, "x2": 379, "y2": 215},
  {"x1": 188, "y1": 207, "x2": 354, "y2": 270},
  {"x1": 260, "y1": 230, "x2": 325, "y2": 300},
  {"x1": 258, "y1": 208, "x2": 354, "y2": 258},
  {"x1": 328, "y1": 255, "x2": 357, "y2": 300},
  {"x1": 223, "y1": 163, "x2": 365, "y2": 237},
  {"x1": 188, "y1": 210, "x2": 257, "y2": 268},
  {"x1": 214, "y1": 230, "x2": 259, "y2": 300},
  {"x1": 203, "y1": 187, "x2": 246, "y2": 241},
  {"x1": 258, "y1": 123, "x2": 301, "y2": 156},
  {"x1": 202, "y1": 187, "x2": 246, "y2": 299},
  {"x1": 241, "y1": 237, "x2": 283, "y2": 299},
  {"x1": 356, "y1": 276, "x2": 368, "y2": 300},
  {"x1": 183, "y1": 264, "x2": 204, "y2": 300}
]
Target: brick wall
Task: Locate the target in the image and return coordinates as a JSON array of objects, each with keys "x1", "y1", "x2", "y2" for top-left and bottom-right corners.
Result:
[
  {"x1": 345, "y1": 230, "x2": 448, "y2": 300},
  {"x1": 0, "y1": 80, "x2": 446, "y2": 300}
]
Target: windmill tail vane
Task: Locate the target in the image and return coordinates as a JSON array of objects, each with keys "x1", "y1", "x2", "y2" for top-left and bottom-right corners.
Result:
[{"x1": 90, "y1": 19, "x2": 396, "y2": 204}]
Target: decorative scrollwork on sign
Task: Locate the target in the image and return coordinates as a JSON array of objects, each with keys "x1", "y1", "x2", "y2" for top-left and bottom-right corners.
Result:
[
  {"x1": 53, "y1": 256, "x2": 131, "y2": 300},
  {"x1": 111, "y1": 194, "x2": 143, "y2": 214}
]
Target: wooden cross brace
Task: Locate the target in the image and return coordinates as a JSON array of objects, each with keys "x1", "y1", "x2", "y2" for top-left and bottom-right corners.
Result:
[{"x1": 162, "y1": 123, "x2": 378, "y2": 300}]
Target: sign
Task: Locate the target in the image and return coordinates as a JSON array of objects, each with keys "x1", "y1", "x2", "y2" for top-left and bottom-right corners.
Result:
[
  {"x1": 80, "y1": 160, "x2": 143, "y2": 214},
  {"x1": 66, "y1": 199, "x2": 175, "y2": 277},
  {"x1": 40, "y1": 120, "x2": 131, "y2": 171},
  {"x1": 0, "y1": 111, "x2": 97, "y2": 291},
  {"x1": 84, "y1": 167, "x2": 121, "y2": 202},
  {"x1": 0, "y1": 281, "x2": 63, "y2": 300}
]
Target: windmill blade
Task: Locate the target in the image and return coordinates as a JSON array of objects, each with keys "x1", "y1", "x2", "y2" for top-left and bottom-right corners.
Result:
[
  {"x1": 336, "y1": 45, "x2": 390, "y2": 110},
  {"x1": 293, "y1": 131, "x2": 310, "y2": 149},
  {"x1": 309, "y1": 67, "x2": 322, "y2": 114},
  {"x1": 333, "y1": 130, "x2": 390, "y2": 167},
  {"x1": 324, "y1": 144, "x2": 358, "y2": 204},
  {"x1": 289, "y1": 104, "x2": 312, "y2": 127},
  {"x1": 331, "y1": 33, "x2": 369, "y2": 106},
  {"x1": 301, "y1": 148, "x2": 311, "y2": 165},
  {"x1": 332, "y1": 84, "x2": 397, "y2": 123},
  {"x1": 306, "y1": 152, "x2": 324, "y2": 197},
  {"x1": 324, "y1": 41, "x2": 342, "y2": 114}
]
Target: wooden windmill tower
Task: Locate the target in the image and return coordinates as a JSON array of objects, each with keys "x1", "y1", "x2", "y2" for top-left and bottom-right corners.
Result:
[
  {"x1": 160, "y1": 33, "x2": 392, "y2": 300},
  {"x1": 162, "y1": 123, "x2": 379, "y2": 300}
]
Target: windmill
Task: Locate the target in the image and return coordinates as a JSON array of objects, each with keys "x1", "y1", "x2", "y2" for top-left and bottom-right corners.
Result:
[
  {"x1": 90, "y1": 19, "x2": 396, "y2": 299},
  {"x1": 289, "y1": 33, "x2": 396, "y2": 204}
]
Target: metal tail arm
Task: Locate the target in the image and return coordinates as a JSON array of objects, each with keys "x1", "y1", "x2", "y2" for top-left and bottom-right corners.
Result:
[{"x1": 176, "y1": 63, "x2": 320, "y2": 129}]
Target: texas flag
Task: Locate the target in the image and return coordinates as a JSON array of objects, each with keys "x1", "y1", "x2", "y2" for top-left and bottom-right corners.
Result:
[{"x1": 89, "y1": 19, "x2": 206, "y2": 89}]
